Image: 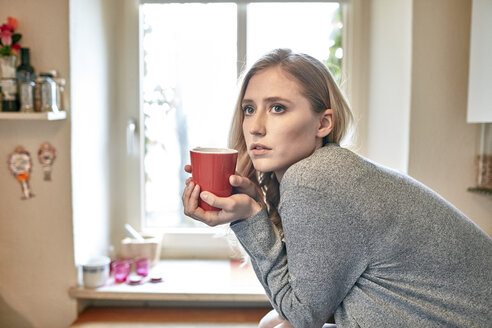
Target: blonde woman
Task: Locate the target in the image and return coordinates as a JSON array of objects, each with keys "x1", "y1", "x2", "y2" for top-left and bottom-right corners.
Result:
[{"x1": 182, "y1": 49, "x2": 492, "y2": 328}]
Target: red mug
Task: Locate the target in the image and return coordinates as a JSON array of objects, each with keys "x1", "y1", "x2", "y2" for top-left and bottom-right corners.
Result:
[{"x1": 190, "y1": 147, "x2": 238, "y2": 211}]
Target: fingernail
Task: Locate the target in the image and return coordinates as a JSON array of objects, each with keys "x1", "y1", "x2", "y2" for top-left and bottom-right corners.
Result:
[{"x1": 200, "y1": 193, "x2": 207, "y2": 200}]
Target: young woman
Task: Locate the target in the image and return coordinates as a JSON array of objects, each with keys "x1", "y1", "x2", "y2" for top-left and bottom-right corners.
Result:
[{"x1": 182, "y1": 48, "x2": 492, "y2": 328}]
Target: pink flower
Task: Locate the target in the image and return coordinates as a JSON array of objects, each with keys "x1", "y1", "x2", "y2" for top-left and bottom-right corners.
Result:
[
  {"x1": 0, "y1": 17, "x2": 21, "y2": 55},
  {"x1": 0, "y1": 24, "x2": 10, "y2": 33},
  {"x1": 1, "y1": 29, "x2": 12, "y2": 46},
  {"x1": 11, "y1": 43, "x2": 20, "y2": 54},
  {"x1": 7, "y1": 17, "x2": 18, "y2": 31}
]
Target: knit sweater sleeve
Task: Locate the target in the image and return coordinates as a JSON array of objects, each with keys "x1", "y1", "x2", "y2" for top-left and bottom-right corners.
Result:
[{"x1": 230, "y1": 167, "x2": 370, "y2": 327}]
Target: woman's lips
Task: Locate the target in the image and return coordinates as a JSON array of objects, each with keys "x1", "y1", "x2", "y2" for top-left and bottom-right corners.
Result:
[
  {"x1": 250, "y1": 143, "x2": 271, "y2": 156},
  {"x1": 251, "y1": 148, "x2": 270, "y2": 156}
]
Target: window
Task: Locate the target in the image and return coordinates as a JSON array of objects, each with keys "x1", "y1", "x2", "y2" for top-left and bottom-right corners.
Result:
[
  {"x1": 140, "y1": 1, "x2": 343, "y2": 256},
  {"x1": 142, "y1": 3, "x2": 238, "y2": 229}
]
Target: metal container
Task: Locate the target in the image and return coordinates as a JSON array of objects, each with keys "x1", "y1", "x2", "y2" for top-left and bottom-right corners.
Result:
[{"x1": 39, "y1": 73, "x2": 59, "y2": 112}]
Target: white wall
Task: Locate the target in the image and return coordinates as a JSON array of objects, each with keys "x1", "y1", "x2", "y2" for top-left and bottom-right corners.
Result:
[
  {"x1": 408, "y1": 0, "x2": 492, "y2": 234},
  {"x1": 70, "y1": 0, "x2": 114, "y2": 268},
  {"x1": 70, "y1": 0, "x2": 141, "y2": 266},
  {"x1": 366, "y1": 0, "x2": 412, "y2": 173},
  {"x1": 0, "y1": 0, "x2": 77, "y2": 327},
  {"x1": 108, "y1": 0, "x2": 142, "y2": 258},
  {"x1": 362, "y1": 0, "x2": 491, "y2": 234}
]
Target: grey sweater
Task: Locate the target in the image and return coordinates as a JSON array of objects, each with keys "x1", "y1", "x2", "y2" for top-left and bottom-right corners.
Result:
[{"x1": 230, "y1": 144, "x2": 492, "y2": 328}]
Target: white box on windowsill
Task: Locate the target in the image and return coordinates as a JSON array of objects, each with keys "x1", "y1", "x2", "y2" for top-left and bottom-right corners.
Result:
[{"x1": 120, "y1": 235, "x2": 162, "y2": 266}]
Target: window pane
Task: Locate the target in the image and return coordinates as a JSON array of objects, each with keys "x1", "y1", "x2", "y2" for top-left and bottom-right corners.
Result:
[
  {"x1": 141, "y1": 2, "x2": 342, "y2": 231},
  {"x1": 142, "y1": 3, "x2": 237, "y2": 228},
  {"x1": 247, "y1": 2, "x2": 341, "y2": 79}
]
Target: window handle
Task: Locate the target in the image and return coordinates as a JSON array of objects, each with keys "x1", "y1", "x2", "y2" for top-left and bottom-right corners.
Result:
[{"x1": 126, "y1": 119, "x2": 137, "y2": 155}]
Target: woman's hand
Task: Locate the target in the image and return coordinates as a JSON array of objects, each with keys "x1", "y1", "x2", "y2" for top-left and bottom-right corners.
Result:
[
  {"x1": 182, "y1": 165, "x2": 262, "y2": 226},
  {"x1": 184, "y1": 165, "x2": 261, "y2": 200},
  {"x1": 230, "y1": 174, "x2": 261, "y2": 201},
  {"x1": 258, "y1": 309, "x2": 294, "y2": 328}
]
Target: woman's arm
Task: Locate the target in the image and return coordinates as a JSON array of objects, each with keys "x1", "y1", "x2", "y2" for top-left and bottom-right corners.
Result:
[{"x1": 231, "y1": 184, "x2": 369, "y2": 328}]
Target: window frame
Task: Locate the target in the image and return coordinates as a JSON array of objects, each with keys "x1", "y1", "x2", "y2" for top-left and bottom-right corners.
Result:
[{"x1": 137, "y1": 0, "x2": 356, "y2": 259}]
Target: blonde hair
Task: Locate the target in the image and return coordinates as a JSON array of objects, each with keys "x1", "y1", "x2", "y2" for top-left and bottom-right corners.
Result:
[{"x1": 229, "y1": 48, "x2": 353, "y2": 230}]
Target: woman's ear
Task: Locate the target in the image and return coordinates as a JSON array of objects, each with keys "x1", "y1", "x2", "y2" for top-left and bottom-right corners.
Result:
[{"x1": 316, "y1": 109, "x2": 334, "y2": 138}]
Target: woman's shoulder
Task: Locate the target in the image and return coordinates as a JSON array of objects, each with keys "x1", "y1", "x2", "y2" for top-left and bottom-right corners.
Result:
[{"x1": 282, "y1": 144, "x2": 365, "y2": 190}]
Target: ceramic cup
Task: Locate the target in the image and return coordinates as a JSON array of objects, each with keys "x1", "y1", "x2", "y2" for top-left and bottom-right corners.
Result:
[
  {"x1": 190, "y1": 147, "x2": 238, "y2": 211},
  {"x1": 82, "y1": 256, "x2": 110, "y2": 288}
]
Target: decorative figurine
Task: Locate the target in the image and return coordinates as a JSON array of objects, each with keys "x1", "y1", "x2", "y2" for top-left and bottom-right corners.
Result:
[
  {"x1": 8, "y1": 146, "x2": 34, "y2": 199},
  {"x1": 38, "y1": 142, "x2": 56, "y2": 181}
]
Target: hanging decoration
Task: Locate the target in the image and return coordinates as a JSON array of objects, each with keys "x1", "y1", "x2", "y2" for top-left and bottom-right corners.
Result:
[
  {"x1": 38, "y1": 142, "x2": 56, "y2": 181},
  {"x1": 7, "y1": 146, "x2": 34, "y2": 199}
]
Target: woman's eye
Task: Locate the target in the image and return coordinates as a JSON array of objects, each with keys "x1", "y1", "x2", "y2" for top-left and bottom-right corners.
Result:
[
  {"x1": 271, "y1": 105, "x2": 285, "y2": 113},
  {"x1": 243, "y1": 106, "x2": 255, "y2": 115}
]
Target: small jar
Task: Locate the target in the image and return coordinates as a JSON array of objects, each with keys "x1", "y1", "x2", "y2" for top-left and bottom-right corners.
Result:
[{"x1": 39, "y1": 73, "x2": 59, "y2": 112}]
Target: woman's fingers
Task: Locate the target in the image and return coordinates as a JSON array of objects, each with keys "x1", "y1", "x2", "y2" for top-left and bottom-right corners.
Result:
[
  {"x1": 182, "y1": 184, "x2": 225, "y2": 226},
  {"x1": 184, "y1": 164, "x2": 192, "y2": 173},
  {"x1": 230, "y1": 175, "x2": 259, "y2": 200},
  {"x1": 189, "y1": 184, "x2": 200, "y2": 209},
  {"x1": 182, "y1": 181, "x2": 203, "y2": 218},
  {"x1": 200, "y1": 192, "x2": 232, "y2": 212},
  {"x1": 182, "y1": 180, "x2": 193, "y2": 203},
  {"x1": 230, "y1": 174, "x2": 251, "y2": 188},
  {"x1": 182, "y1": 181, "x2": 195, "y2": 216}
]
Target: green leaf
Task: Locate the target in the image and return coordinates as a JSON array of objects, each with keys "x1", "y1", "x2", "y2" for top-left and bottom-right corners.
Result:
[
  {"x1": 0, "y1": 46, "x2": 12, "y2": 56},
  {"x1": 12, "y1": 34, "x2": 21, "y2": 43}
]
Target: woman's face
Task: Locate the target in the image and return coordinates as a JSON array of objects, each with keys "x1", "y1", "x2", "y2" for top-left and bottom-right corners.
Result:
[{"x1": 242, "y1": 66, "x2": 330, "y2": 181}]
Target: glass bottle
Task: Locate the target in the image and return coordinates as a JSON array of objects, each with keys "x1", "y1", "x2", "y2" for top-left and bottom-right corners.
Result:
[
  {"x1": 0, "y1": 78, "x2": 19, "y2": 111},
  {"x1": 19, "y1": 81, "x2": 35, "y2": 112},
  {"x1": 16, "y1": 48, "x2": 35, "y2": 82}
]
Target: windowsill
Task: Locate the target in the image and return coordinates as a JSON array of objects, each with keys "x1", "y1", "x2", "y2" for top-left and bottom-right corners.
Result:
[{"x1": 69, "y1": 259, "x2": 269, "y2": 306}]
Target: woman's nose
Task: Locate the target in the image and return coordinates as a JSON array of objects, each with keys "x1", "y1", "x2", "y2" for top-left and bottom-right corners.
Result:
[{"x1": 249, "y1": 110, "x2": 266, "y2": 136}]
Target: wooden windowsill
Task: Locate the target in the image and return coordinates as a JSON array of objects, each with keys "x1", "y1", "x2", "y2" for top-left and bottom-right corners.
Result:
[
  {"x1": 69, "y1": 259, "x2": 269, "y2": 305},
  {"x1": 71, "y1": 307, "x2": 271, "y2": 327}
]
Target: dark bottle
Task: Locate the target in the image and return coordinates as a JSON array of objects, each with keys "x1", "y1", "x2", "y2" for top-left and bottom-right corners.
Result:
[{"x1": 16, "y1": 48, "x2": 35, "y2": 82}]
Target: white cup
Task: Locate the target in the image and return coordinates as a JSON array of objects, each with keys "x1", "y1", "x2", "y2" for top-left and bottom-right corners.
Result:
[{"x1": 82, "y1": 256, "x2": 110, "y2": 288}]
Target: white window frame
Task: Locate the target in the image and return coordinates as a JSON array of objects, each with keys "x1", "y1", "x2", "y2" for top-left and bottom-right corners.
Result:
[{"x1": 136, "y1": 0, "x2": 361, "y2": 259}]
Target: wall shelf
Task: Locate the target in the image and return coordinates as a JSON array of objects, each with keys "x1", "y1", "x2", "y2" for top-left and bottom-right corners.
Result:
[
  {"x1": 467, "y1": 187, "x2": 492, "y2": 196},
  {"x1": 0, "y1": 111, "x2": 67, "y2": 121}
]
